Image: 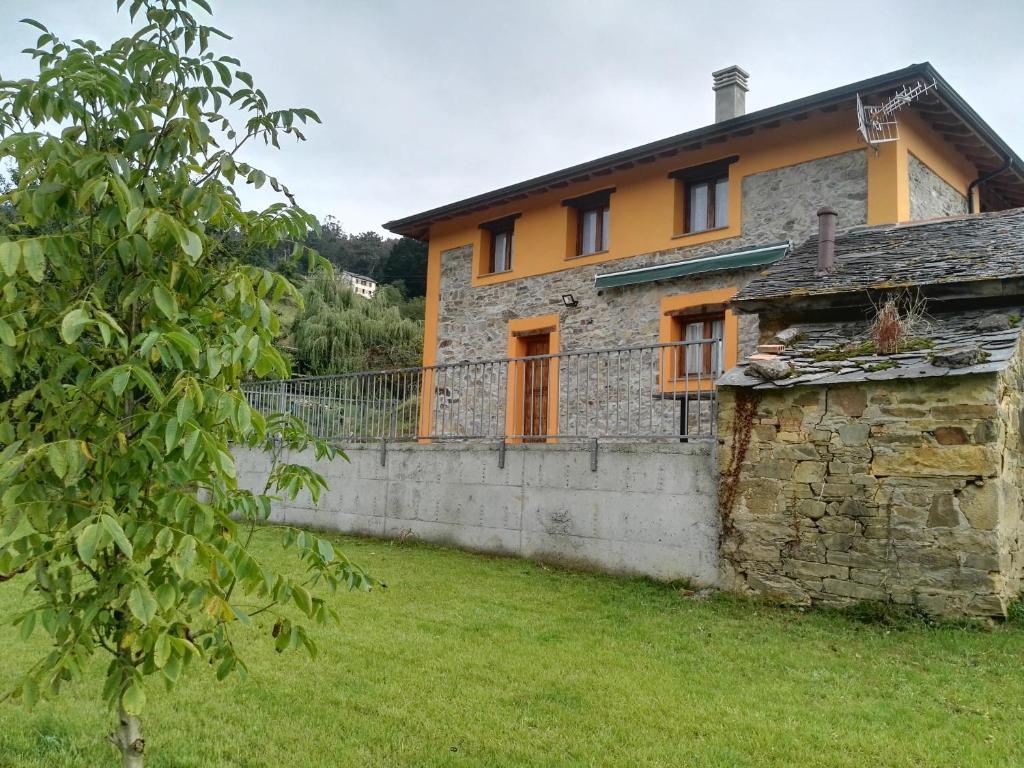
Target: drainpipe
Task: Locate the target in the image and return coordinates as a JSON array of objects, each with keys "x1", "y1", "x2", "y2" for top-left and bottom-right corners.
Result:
[{"x1": 966, "y1": 157, "x2": 1012, "y2": 214}]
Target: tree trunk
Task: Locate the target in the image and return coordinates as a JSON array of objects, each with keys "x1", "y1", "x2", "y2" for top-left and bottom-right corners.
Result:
[{"x1": 109, "y1": 697, "x2": 144, "y2": 768}]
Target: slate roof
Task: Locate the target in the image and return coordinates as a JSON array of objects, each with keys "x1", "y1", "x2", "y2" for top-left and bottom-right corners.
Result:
[
  {"x1": 733, "y1": 208, "x2": 1024, "y2": 304},
  {"x1": 718, "y1": 309, "x2": 1023, "y2": 390}
]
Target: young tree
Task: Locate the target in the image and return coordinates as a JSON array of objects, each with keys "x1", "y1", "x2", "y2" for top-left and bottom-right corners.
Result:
[{"x1": 0, "y1": 2, "x2": 374, "y2": 765}]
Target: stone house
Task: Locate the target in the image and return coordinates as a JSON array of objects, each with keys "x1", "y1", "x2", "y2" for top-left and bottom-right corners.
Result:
[
  {"x1": 718, "y1": 208, "x2": 1024, "y2": 615},
  {"x1": 238, "y1": 63, "x2": 1024, "y2": 615},
  {"x1": 384, "y1": 62, "x2": 1024, "y2": 442}
]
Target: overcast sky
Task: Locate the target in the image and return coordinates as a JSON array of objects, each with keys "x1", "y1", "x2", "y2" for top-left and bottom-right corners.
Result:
[{"x1": 1, "y1": 1, "x2": 1022, "y2": 235}]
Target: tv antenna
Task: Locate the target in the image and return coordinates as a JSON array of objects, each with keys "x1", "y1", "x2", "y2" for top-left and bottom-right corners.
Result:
[{"x1": 856, "y1": 79, "x2": 938, "y2": 147}]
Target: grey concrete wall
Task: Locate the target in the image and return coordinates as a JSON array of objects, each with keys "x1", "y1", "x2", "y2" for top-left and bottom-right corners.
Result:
[
  {"x1": 909, "y1": 153, "x2": 967, "y2": 221},
  {"x1": 436, "y1": 149, "x2": 868, "y2": 367},
  {"x1": 236, "y1": 442, "x2": 720, "y2": 585}
]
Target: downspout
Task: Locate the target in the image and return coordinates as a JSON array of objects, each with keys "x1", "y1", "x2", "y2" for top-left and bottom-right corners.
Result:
[{"x1": 966, "y1": 157, "x2": 1012, "y2": 214}]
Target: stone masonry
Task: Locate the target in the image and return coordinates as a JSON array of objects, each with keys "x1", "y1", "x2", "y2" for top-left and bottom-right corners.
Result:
[
  {"x1": 717, "y1": 362, "x2": 1024, "y2": 616},
  {"x1": 909, "y1": 152, "x2": 967, "y2": 221},
  {"x1": 435, "y1": 150, "x2": 868, "y2": 366}
]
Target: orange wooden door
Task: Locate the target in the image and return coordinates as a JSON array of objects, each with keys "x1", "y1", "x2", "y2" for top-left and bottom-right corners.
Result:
[{"x1": 521, "y1": 334, "x2": 550, "y2": 441}]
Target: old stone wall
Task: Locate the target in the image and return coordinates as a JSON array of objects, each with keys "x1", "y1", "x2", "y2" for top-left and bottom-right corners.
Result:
[
  {"x1": 909, "y1": 152, "x2": 967, "y2": 221},
  {"x1": 436, "y1": 150, "x2": 868, "y2": 367},
  {"x1": 717, "y1": 373, "x2": 1019, "y2": 616},
  {"x1": 998, "y1": 341, "x2": 1024, "y2": 597}
]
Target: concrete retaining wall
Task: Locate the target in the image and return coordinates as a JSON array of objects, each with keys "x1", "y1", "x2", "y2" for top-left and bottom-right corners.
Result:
[{"x1": 235, "y1": 442, "x2": 720, "y2": 585}]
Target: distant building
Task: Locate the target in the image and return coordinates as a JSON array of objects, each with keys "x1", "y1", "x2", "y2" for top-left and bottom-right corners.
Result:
[{"x1": 338, "y1": 270, "x2": 377, "y2": 299}]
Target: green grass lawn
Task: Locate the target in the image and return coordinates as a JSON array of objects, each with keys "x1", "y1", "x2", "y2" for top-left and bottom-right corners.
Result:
[{"x1": 2, "y1": 528, "x2": 1023, "y2": 767}]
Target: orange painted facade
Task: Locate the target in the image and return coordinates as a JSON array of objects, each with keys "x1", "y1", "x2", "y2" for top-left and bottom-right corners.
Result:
[{"x1": 420, "y1": 105, "x2": 979, "y2": 371}]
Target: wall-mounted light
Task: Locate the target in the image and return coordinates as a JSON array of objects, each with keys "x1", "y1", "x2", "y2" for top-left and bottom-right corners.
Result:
[{"x1": 561, "y1": 293, "x2": 579, "y2": 308}]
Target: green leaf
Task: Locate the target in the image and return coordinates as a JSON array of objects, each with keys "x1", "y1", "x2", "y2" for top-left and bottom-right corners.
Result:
[
  {"x1": 292, "y1": 584, "x2": 312, "y2": 615},
  {"x1": 112, "y1": 368, "x2": 131, "y2": 397},
  {"x1": 47, "y1": 443, "x2": 67, "y2": 479},
  {"x1": 162, "y1": 654, "x2": 182, "y2": 685},
  {"x1": 131, "y1": 367, "x2": 164, "y2": 400},
  {"x1": 76, "y1": 523, "x2": 102, "y2": 563},
  {"x1": 18, "y1": 610, "x2": 36, "y2": 640},
  {"x1": 0, "y1": 318, "x2": 15, "y2": 347},
  {"x1": 121, "y1": 683, "x2": 146, "y2": 715},
  {"x1": 164, "y1": 417, "x2": 180, "y2": 454},
  {"x1": 124, "y1": 130, "x2": 154, "y2": 154},
  {"x1": 20, "y1": 18, "x2": 48, "y2": 32},
  {"x1": 60, "y1": 308, "x2": 90, "y2": 344},
  {"x1": 128, "y1": 585, "x2": 158, "y2": 625},
  {"x1": 155, "y1": 583, "x2": 176, "y2": 612},
  {"x1": 101, "y1": 515, "x2": 134, "y2": 558},
  {"x1": 181, "y1": 229, "x2": 203, "y2": 262},
  {"x1": 316, "y1": 537, "x2": 335, "y2": 563},
  {"x1": 152, "y1": 284, "x2": 177, "y2": 320},
  {"x1": 0, "y1": 241, "x2": 20, "y2": 276},
  {"x1": 21, "y1": 239, "x2": 45, "y2": 282},
  {"x1": 153, "y1": 634, "x2": 171, "y2": 669}
]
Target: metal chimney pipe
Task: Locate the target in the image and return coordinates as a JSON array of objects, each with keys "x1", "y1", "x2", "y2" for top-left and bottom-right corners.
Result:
[{"x1": 817, "y1": 207, "x2": 837, "y2": 273}]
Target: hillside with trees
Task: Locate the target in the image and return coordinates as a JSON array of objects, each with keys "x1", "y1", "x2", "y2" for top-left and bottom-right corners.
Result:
[{"x1": 246, "y1": 215, "x2": 428, "y2": 299}]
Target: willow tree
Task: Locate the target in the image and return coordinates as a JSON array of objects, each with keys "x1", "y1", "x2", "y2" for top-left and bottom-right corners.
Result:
[
  {"x1": 292, "y1": 268, "x2": 423, "y2": 375},
  {"x1": 0, "y1": 2, "x2": 373, "y2": 766}
]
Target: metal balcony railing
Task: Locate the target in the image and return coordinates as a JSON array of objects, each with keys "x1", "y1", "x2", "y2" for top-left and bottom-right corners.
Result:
[{"x1": 243, "y1": 339, "x2": 722, "y2": 443}]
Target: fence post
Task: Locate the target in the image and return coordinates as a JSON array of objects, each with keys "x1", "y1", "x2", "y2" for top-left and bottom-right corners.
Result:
[{"x1": 277, "y1": 380, "x2": 288, "y2": 416}]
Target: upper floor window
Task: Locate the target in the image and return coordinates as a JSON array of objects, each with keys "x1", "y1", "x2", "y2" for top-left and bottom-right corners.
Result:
[
  {"x1": 686, "y1": 176, "x2": 728, "y2": 233},
  {"x1": 578, "y1": 203, "x2": 609, "y2": 255},
  {"x1": 670, "y1": 155, "x2": 737, "y2": 236},
  {"x1": 563, "y1": 187, "x2": 614, "y2": 257},
  {"x1": 480, "y1": 215, "x2": 518, "y2": 275}
]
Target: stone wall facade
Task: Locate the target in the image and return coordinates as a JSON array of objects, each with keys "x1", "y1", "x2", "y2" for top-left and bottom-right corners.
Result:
[
  {"x1": 909, "y1": 152, "x2": 967, "y2": 221},
  {"x1": 717, "y1": 368, "x2": 1024, "y2": 616},
  {"x1": 435, "y1": 150, "x2": 868, "y2": 366}
]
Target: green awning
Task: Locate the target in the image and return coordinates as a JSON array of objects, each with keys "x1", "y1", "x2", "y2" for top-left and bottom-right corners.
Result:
[{"x1": 593, "y1": 242, "x2": 789, "y2": 289}]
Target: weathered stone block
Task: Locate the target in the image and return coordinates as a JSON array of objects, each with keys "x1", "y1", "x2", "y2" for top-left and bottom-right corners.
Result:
[
  {"x1": 796, "y1": 499, "x2": 827, "y2": 520},
  {"x1": 849, "y1": 568, "x2": 887, "y2": 586},
  {"x1": 973, "y1": 420, "x2": 999, "y2": 443},
  {"x1": 746, "y1": 572, "x2": 811, "y2": 604},
  {"x1": 793, "y1": 461, "x2": 826, "y2": 483},
  {"x1": 932, "y1": 426, "x2": 969, "y2": 445},
  {"x1": 837, "y1": 423, "x2": 870, "y2": 445},
  {"x1": 821, "y1": 533, "x2": 855, "y2": 552},
  {"x1": 932, "y1": 404, "x2": 997, "y2": 419},
  {"x1": 870, "y1": 445, "x2": 1000, "y2": 478},
  {"x1": 958, "y1": 482, "x2": 1001, "y2": 530},
  {"x1": 816, "y1": 515, "x2": 858, "y2": 533},
  {"x1": 927, "y1": 495, "x2": 964, "y2": 528},
  {"x1": 822, "y1": 578, "x2": 887, "y2": 601},
  {"x1": 774, "y1": 443, "x2": 820, "y2": 460},
  {"x1": 759, "y1": 459, "x2": 797, "y2": 480},
  {"x1": 837, "y1": 498, "x2": 870, "y2": 518},
  {"x1": 784, "y1": 559, "x2": 849, "y2": 580},
  {"x1": 817, "y1": 482, "x2": 860, "y2": 499},
  {"x1": 830, "y1": 387, "x2": 867, "y2": 417}
]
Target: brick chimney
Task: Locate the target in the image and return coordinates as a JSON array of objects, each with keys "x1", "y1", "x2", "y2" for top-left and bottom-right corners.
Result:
[
  {"x1": 817, "y1": 207, "x2": 837, "y2": 273},
  {"x1": 712, "y1": 66, "x2": 749, "y2": 122}
]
